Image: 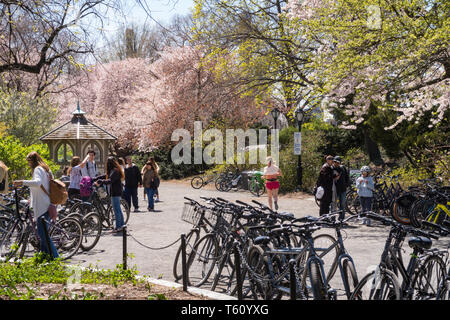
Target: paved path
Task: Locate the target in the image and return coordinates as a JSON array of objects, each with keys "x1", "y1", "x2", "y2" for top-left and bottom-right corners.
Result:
[{"x1": 69, "y1": 180, "x2": 449, "y2": 297}]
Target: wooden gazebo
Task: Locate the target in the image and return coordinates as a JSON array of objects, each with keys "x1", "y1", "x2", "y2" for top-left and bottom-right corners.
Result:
[{"x1": 39, "y1": 103, "x2": 117, "y2": 174}]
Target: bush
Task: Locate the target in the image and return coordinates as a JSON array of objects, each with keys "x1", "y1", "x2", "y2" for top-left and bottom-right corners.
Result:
[{"x1": 0, "y1": 134, "x2": 59, "y2": 181}]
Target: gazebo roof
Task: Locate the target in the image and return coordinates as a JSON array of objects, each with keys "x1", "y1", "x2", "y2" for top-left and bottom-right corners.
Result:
[{"x1": 39, "y1": 103, "x2": 117, "y2": 141}]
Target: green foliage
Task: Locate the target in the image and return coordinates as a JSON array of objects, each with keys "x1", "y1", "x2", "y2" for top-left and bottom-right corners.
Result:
[
  {"x1": 0, "y1": 88, "x2": 58, "y2": 145},
  {"x1": 0, "y1": 134, "x2": 59, "y2": 180},
  {"x1": 0, "y1": 255, "x2": 141, "y2": 300}
]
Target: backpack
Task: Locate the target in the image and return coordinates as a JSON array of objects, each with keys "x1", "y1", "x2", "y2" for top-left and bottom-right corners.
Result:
[
  {"x1": 80, "y1": 176, "x2": 93, "y2": 197},
  {"x1": 40, "y1": 171, "x2": 68, "y2": 205}
]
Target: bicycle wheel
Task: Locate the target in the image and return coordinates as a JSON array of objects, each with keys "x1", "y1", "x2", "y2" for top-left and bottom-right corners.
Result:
[
  {"x1": 80, "y1": 212, "x2": 102, "y2": 252},
  {"x1": 120, "y1": 199, "x2": 130, "y2": 225},
  {"x1": 173, "y1": 229, "x2": 200, "y2": 281},
  {"x1": 410, "y1": 254, "x2": 447, "y2": 300},
  {"x1": 309, "y1": 259, "x2": 327, "y2": 300},
  {"x1": 187, "y1": 233, "x2": 219, "y2": 287},
  {"x1": 350, "y1": 268, "x2": 401, "y2": 300},
  {"x1": 50, "y1": 217, "x2": 83, "y2": 260},
  {"x1": 191, "y1": 176, "x2": 204, "y2": 189},
  {"x1": 313, "y1": 234, "x2": 339, "y2": 281},
  {"x1": 341, "y1": 257, "x2": 359, "y2": 299},
  {"x1": 0, "y1": 219, "x2": 26, "y2": 261},
  {"x1": 249, "y1": 179, "x2": 265, "y2": 197}
]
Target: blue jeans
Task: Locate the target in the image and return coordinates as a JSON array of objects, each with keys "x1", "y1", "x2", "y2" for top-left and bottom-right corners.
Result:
[
  {"x1": 37, "y1": 212, "x2": 59, "y2": 259},
  {"x1": 360, "y1": 196, "x2": 373, "y2": 213},
  {"x1": 337, "y1": 191, "x2": 347, "y2": 220},
  {"x1": 111, "y1": 196, "x2": 125, "y2": 229},
  {"x1": 144, "y1": 188, "x2": 156, "y2": 210}
]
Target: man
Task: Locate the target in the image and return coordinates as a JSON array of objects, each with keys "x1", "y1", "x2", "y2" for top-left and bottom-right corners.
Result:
[
  {"x1": 81, "y1": 149, "x2": 98, "y2": 179},
  {"x1": 317, "y1": 155, "x2": 334, "y2": 216},
  {"x1": 123, "y1": 155, "x2": 142, "y2": 212},
  {"x1": 333, "y1": 156, "x2": 350, "y2": 220}
]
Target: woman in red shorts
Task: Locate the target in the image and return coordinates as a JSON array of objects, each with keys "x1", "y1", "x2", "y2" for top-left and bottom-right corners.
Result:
[{"x1": 263, "y1": 157, "x2": 282, "y2": 210}]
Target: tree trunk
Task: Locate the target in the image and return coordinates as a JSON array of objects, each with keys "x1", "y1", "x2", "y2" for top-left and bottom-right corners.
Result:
[{"x1": 362, "y1": 126, "x2": 384, "y2": 165}]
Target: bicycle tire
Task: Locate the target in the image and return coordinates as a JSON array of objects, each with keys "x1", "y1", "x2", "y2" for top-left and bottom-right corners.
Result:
[
  {"x1": 309, "y1": 259, "x2": 327, "y2": 300},
  {"x1": 50, "y1": 217, "x2": 83, "y2": 260},
  {"x1": 80, "y1": 212, "x2": 102, "y2": 252},
  {"x1": 350, "y1": 268, "x2": 401, "y2": 300},
  {"x1": 410, "y1": 254, "x2": 447, "y2": 300},
  {"x1": 173, "y1": 229, "x2": 200, "y2": 281},
  {"x1": 191, "y1": 176, "x2": 204, "y2": 189},
  {"x1": 341, "y1": 257, "x2": 359, "y2": 299},
  {"x1": 312, "y1": 233, "x2": 339, "y2": 281},
  {"x1": 187, "y1": 233, "x2": 219, "y2": 287}
]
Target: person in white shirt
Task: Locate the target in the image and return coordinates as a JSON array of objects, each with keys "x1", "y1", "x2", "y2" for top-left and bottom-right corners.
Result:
[
  {"x1": 81, "y1": 149, "x2": 98, "y2": 179},
  {"x1": 13, "y1": 151, "x2": 59, "y2": 259},
  {"x1": 263, "y1": 157, "x2": 282, "y2": 210}
]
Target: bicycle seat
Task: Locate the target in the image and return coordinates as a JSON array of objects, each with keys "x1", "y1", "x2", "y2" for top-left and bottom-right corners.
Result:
[
  {"x1": 253, "y1": 236, "x2": 271, "y2": 246},
  {"x1": 408, "y1": 236, "x2": 432, "y2": 250}
]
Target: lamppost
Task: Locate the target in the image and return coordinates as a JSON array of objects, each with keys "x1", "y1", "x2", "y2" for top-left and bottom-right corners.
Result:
[
  {"x1": 294, "y1": 106, "x2": 305, "y2": 191},
  {"x1": 271, "y1": 108, "x2": 281, "y2": 130}
]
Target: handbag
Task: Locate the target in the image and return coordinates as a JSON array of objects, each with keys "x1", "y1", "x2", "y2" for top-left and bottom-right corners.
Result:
[{"x1": 315, "y1": 186, "x2": 324, "y2": 200}]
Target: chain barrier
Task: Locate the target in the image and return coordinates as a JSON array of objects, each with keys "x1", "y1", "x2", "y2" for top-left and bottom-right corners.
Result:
[{"x1": 126, "y1": 228, "x2": 181, "y2": 250}]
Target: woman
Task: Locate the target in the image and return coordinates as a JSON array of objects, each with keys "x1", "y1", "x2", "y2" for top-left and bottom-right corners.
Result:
[
  {"x1": 67, "y1": 155, "x2": 89, "y2": 199},
  {"x1": 356, "y1": 166, "x2": 375, "y2": 225},
  {"x1": 94, "y1": 157, "x2": 125, "y2": 233},
  {"x1": 263, "y1": 157, "x2": 282, "y2": 210},
  {"x1": 317, "y1": 155, "x2": 334, "y2": 216},
  {"x1": 142, "y1": 160, "x2": 158, "y2": 212},
  {"x1": 13, "y1": 152, "x2": 59, "y2": 259}
]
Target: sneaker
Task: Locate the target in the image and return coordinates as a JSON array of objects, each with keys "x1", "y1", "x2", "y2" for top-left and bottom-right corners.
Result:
[
  {"x1": 274, "y1": 201, "x2": 279, "y2": 210},
  {"x1": 134, "y1": 208, "x2": 140, "y2": 213}
]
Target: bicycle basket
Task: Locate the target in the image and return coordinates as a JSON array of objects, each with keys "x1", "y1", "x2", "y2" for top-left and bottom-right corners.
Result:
[
  {"x1": 97, "y1": 186, "x2": 108, "y2": 199},
  {"x1": 181, "y1": 202, "x2": 201, "y2": 225},
  {"x1": 203, "y1": 208, "x2": 218, "y2": 226}
]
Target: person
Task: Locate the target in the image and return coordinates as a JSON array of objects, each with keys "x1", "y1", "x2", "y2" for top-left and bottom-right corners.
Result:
[
  {"x1": 316, "y1": 155, "x2": 334, "y2": 216},
  {"x1": 263, "y1": 156, "x2": 282, "y2": 210},
  {"x1": 142, "y1": 160, "x2": 159, "y2": 212},
  {"x1": 81, "y1": 149, "x2": 98, "y2": 179},
  {"x1": 356, "y1": 165, "x2": 375, "y2": 226},
  {"x1": 67, "y1": 155, "x2": 89, "y2": 199},
  {"x1": 94, "y1": 157, "x2": 125, "y2": 233},
  {"x1": 333, "y1": 156, "x2": 350, "y2": 220},
  {"x1": 142, "y1": 157, "x2": 160, "y2": 202},
  {"x1": 0, "y1": 160, "x2": 9, "y2": 194},
  {"x1": 60, "y1": 166, "x2": 70, "y2": 189},
  {"x1": 13, "y1": 152, "x2": 59, "y2": 259},
  {"x1": 118, "y1": 158, "x2": 125, "y2": 172},
  {"x1": 123, "y1": 155, "x2": 142, "y2": 212}
]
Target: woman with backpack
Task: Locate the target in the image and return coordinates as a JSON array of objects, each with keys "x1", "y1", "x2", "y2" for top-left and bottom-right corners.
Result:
[
  {"x1": 94, "y1": 157, "x2": 126, "y2": 233},
  {"x1": 67, "y1": 155, "x2": 89, "y2": 200},
  {"x1": 12, "y1": 152, "x2": 59, "y2": 259}
]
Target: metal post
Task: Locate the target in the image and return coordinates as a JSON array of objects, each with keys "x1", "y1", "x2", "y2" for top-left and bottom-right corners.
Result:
[
  {"x1": 233, "y1": 241, "x2": 243, "y2": 300},
  {"x1": 122, "y1": 226, "x2": 127, "y2": 270},
  {"x1": 40, "y1": 216, "x2": 54, "y2": 261},
  {"x1": 181, "y1": 234, "x2": 188, "y2": 292},
  {"x1": 289, "y1": 259, "x2": 296, "y2": 300},
  {"x1": 296, "y1": 120, "x2": 303, "y2": 191}
]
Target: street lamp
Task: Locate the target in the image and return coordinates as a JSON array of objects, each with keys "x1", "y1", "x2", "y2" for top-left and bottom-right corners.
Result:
[
  {"x1": 271, "y1": 108, "x2": 281, "y2": 130},
  {"x1": 294, "y1": 106, "x2": 305, "y2": 191}
]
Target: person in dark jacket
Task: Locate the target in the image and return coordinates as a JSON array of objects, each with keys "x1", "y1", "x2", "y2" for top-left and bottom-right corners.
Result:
[
  {"x1": 94, "y1": 157, "x2": 125, "y2": 233},
  {"x1": 333, "y1": 156, "x2": 350, "y2": 220},
  {"x1": 317, "y1": 155, "x2": 334, "y2": 216},
  {"x1": 123, "y1": 155, "x2": 142, "y2": 212}
]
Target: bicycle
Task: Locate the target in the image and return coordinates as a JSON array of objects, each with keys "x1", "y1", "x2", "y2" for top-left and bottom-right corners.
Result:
[
  {"x1": 350, "y1": 212, "x2": 445, "y2": 300},
  {"x1": 248, "y1": 171, "x2": 266, "y2": 197},
  {"x1": 190, "y1": 171, "x2": 219, "y2": 189}
]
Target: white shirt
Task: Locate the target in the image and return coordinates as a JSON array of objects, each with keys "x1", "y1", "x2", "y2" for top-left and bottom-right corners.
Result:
[
  {"x1": 81, "y1": 160, "x2": 97, "y2": 178},
  {"x1": 23, "y1": 166, "x2": 51, "y2": 221},
  {"x1": 263, "y1": 164, "x2": 280, "y2": 176}
]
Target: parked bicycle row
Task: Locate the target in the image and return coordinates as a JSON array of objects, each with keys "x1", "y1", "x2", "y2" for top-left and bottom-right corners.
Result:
[
  {"x1": 342, "y1": 175, "x2": 449, "y2": 228},
  {"x1": 0, "y1": 185, "x2": 130, "y2": 261},
  {"x1": 174, "y1": 196, "x2": 449, "y2": 300}
]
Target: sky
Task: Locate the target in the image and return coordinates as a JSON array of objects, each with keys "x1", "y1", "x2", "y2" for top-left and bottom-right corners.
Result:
[{"x1": 102, "y1": 0, "x2": 194, "y2": 33}]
